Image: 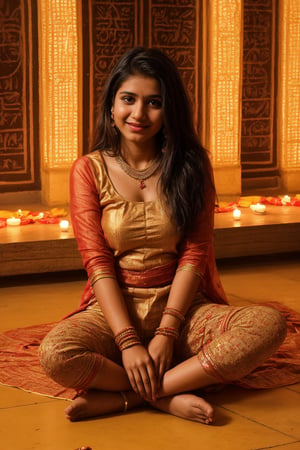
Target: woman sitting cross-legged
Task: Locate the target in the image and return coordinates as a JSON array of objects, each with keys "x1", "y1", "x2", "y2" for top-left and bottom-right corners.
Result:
[{"x1": 39, "y1": 47, "x2": 287, "y2": 424}]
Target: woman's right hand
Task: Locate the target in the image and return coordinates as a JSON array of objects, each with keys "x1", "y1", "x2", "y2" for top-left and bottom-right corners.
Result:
[{"x1": 122, "y1": 345, "x2": 158, "y2": 402}]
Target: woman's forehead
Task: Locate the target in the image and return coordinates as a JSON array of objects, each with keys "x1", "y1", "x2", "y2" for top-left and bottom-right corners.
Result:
[{"x1": 116, "y1": 74, "x2": 161, "y2": 95}]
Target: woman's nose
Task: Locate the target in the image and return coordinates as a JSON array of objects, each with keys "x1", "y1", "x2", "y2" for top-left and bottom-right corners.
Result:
[{"x1": 132, "y1": 101, "x2": 145, "y2": 120}]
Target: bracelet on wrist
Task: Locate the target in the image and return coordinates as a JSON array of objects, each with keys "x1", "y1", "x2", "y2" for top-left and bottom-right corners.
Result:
[
  {"x1": 114, "y1": 326, "x2": 141, "y2": 351},
  {"x1": 163, "y1": 307, "x2": 185, "y2": 322},
  {"x1": 119, "y1": 391, "x2": 128, "y2": 412},
  {"x1": 155, "y1": 326, "x2": 179, "y2": 340}
]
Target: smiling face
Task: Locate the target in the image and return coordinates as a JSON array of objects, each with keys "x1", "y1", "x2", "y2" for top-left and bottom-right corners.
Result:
[{"x1": 111, "y1": 74, "x2": 164, "y2": 150}]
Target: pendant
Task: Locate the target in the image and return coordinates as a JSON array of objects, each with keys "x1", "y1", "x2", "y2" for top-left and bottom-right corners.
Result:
[{"x1": 139, "y1": 180, "x2": 146, "y2": 189}]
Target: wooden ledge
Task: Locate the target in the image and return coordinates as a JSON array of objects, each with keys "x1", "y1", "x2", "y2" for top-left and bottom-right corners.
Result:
[{"x1": 1, "y1": 205, "x2": 299, "y2": 277}]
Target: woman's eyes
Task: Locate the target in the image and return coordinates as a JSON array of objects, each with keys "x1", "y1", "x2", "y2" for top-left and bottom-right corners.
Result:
[
  {"x1": 148, "y1": 99, "x2": 162, "y2": 108},
  {"x1": 122, "y1": 96, "x2": 134, "y2": 103},
  {"x1": 121, "y1": 96, "x2": 162, "y2": 108}
]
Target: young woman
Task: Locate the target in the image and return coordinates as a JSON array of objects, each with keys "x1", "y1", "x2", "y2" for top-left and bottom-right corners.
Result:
[{"x1": 39, "y1": 47, "x2": 286, "y2": 424}]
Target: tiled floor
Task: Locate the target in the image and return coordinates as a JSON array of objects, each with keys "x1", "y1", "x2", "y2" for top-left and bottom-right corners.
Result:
[{"x1": 1, "y1": 254, "x2": 299, "y2": 450}]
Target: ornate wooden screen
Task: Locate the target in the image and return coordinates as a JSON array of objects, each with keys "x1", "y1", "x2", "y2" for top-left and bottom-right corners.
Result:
[
  {"x1": 82, "y1": 0, "x2": 203, "y2": 153},
  {"x1": 241, "y1": 0, "x2": 279, "y2": 192},
  {"x1": 0, "y1": 0, "x2": 40, "y2": 192}
]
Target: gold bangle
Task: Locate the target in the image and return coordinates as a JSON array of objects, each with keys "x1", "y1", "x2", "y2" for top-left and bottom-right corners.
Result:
[{"x1": 120, "y1": 391, "x2": 128, "y2": 413}]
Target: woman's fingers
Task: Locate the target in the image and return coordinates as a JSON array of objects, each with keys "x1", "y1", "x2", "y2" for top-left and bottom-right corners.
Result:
[
  {"x1": 127, "y1": 369, "x2": 139, "y2": 395},
  {"x1": 155, "y1": 356, "x2": 171, "y2": 387},
  {"x1": 129, "y1": 364, "x2": 157, "y2": 401},
  {"x1": 158, "y1": 361, "x2": 165, "y2": 386},
  {"x1": 146, "y1": 361, "x2": 158, "y2": 400},
  {"x1": 136, "y1": 367, "x2": 151, "y2": 400},
  {"x1": 122, "y1": 346, "x2": 158, "y2": 401}
]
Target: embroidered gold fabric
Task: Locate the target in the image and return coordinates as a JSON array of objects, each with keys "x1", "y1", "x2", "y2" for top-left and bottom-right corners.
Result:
[
  {"x1": 88, "y1": 151, "x2": 181, "y2": 274},
  {"x1": 69, "y1": 152, "x2": 228, "y2": 312}
]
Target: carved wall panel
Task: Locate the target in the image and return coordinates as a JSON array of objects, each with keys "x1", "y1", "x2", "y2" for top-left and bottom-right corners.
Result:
[
  {"x1": 241, "y1": 0, "x2": 279, "y2": 191},
  {"x1": 82, "y1": 0, "x2": 136, "y2": 150},
  {"x1": 0, "y1": 0, "x2": 40, "y2": 192},
  {"x1": 149, "y1": 0, "x2": 200, "y2": 125},
  {"x1": 82, "y1": 0, "x2": 202, "y2": 152}
]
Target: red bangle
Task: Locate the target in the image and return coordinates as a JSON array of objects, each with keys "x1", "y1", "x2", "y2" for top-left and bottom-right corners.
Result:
[
  {"x1": 115, "y1": 326, "x2": 141, "y2": 351},
  {"x1": 163, "y1": 307, "x2": 185, "y2": 322},
  {"x1": 155, "y1": 326, "x2": 179, "y2": 340}
]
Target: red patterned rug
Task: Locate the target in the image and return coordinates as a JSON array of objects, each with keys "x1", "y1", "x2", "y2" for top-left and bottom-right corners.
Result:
[{"x1": 0, "y1": 302, "x2": 299, "y2": 398}]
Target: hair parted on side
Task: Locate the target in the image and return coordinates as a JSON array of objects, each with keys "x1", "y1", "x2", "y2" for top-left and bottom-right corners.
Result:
[{"x1": 91, "y1": 47, "x2": 215, "y2": 233}]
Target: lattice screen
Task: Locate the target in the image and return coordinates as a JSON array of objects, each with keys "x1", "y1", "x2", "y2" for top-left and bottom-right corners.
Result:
[
  {"x1": 209, "y1": 0, "x2": 241, "y2": 166},
  {"x1": 281, "y1": 0, "x2": 300, "y2": 168},
  {"x1": 40, "y1": 0, "x2": 79, "y2": 168}
]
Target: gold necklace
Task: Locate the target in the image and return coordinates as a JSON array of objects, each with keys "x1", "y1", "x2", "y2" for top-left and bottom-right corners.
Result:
[{"x1": 116, "y1": 154, "x2": 161, "y2": 189}]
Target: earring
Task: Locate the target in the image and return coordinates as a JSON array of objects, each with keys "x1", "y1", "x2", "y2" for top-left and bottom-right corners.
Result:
[
  {"x1": 110, "y1": 110, "x2": 115, "y2": 126},
  {"x1": 110, "y1": 110, "x2": 118, "y2": 135}
]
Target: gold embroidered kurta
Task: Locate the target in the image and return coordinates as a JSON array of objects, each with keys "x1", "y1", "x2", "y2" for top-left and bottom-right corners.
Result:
[{"x1": 69, "y1": 151, "x2": 227, "y2": 316}]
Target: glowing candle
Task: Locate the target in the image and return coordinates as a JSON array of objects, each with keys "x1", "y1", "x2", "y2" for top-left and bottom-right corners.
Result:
[
  {"x1": 233, "y1": 209, "x2": 241, "y2": 220},
  {"x1": 282, "y1": 195, "x2": 291, "y2": 205},
  {"x1": 250, "y1": 203, "x2": 266, "y2": 214},
  {"x1": 59, "y1": 220, "x2": 69, "y2": 231},
  {"x1": 7, "y1": 217, "x2": 21, "y2": 226}
]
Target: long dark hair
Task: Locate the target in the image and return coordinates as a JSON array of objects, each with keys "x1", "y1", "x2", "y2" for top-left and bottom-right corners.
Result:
[{"x1": 91, "y1": 47, "x2": 214, "y2": 233}]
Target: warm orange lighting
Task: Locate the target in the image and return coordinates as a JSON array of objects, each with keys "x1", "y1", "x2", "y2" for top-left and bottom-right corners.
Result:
[
  {"x1": 279, "y1": 0, "x2": 300, "y2": 169},
  {"x1": 209, "y1": 0, "x2": 241, "y2": 166},
  {"x1": 39, "y1": 0, "x2": 79, "y2": 168}
]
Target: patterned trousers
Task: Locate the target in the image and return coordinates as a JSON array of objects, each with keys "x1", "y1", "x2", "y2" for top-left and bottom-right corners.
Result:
[{"x1": 39, "y1": 292, "x2": 286, "y2": 391}]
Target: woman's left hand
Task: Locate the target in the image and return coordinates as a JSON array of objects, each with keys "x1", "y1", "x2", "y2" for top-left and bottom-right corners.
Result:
[{"x1": 148, "y1": 335, "x2": 174, "y2": 388}]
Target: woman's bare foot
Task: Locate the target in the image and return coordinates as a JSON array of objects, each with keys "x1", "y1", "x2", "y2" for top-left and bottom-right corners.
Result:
[
  {"x1": 65, "y1": 390, "x2": 214, "y2": 424},
  {"x1": 65, "y1": 390, "x2": 143, "y2": 421},
  {"x1": 151, "y1": 393, "x2": 215, "y2": 424}
]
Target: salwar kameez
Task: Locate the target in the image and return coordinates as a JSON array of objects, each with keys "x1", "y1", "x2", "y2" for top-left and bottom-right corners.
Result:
[{"x1": 39, "y1": 152, "x2": 291, "y2": 393}]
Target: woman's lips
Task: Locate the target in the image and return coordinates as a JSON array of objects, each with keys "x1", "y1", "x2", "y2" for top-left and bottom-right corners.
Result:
[{"x1": 126, "y1": 122, "x2": 148, "y2": 132}]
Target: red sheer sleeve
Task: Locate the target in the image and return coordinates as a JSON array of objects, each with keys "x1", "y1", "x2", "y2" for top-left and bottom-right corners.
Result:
[{"x1": 70, "y1": 156, "x2": 116, "y2": 285}]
